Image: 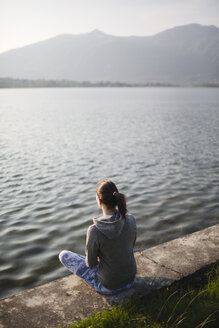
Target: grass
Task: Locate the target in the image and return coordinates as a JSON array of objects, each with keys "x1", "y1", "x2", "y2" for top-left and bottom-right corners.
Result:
[{"x1": 59, "y1": 264, "x2": 219, "y2": 328}]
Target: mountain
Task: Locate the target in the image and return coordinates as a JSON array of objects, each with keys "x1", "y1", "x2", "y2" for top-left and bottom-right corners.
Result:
[{"x1": 0, "y1": 24, "x2": 219, "y2": 84}]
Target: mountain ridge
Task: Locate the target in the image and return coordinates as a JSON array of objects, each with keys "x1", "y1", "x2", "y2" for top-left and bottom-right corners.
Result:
[
  {"x1": 0, "y1": 24, "x2": 218, "y2": 84},
  {"x1": 1, "y1": 23, "x2": 218, "y2": 55}
]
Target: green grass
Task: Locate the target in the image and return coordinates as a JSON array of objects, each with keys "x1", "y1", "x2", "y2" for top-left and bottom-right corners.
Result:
[{"x1": 59, "y1": 265, "x2": 219, "y2": 328}]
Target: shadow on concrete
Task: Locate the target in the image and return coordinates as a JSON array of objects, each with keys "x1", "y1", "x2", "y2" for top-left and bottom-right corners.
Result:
[{"x1": 103, "y1": 276, "x2": 174, "y2": 305}]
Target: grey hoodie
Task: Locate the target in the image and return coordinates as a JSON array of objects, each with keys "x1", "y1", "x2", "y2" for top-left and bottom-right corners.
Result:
[{"x1": 85, "y1": 212, "x2": 137, "y2": 290}]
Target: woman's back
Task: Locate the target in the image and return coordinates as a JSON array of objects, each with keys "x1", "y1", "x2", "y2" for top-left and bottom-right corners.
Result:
[{"x1": 86, "y1": 212, "x2": 137, "y2": 290}]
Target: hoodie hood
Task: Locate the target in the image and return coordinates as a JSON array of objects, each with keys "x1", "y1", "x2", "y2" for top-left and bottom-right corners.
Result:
[{"x1": 93, "y1": 212, "x2": 125, "y2": 240}]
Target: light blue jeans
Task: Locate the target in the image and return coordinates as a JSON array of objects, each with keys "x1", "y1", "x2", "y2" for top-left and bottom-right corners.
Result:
[{"x1": 59, "y1": 250, "x2": 135, "y2": 295}]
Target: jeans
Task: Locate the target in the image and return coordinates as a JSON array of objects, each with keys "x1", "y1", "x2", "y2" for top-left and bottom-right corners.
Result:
[{"x1": 59, "y1": 250, "x2": 135, "y2": 295}]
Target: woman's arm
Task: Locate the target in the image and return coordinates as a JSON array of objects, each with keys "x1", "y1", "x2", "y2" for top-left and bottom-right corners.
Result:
[{"x1": 85, "y1": 225, "x2": 99, "y2": 268}]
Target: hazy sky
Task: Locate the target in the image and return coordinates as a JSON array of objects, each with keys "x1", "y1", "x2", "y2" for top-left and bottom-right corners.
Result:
[{"x1": 0, "y1": 0, "x2": 218, "y2": 53}]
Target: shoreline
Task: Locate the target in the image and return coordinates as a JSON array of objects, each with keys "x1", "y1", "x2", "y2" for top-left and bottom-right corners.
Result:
[
  {"x1": 0, "y1": 78, "x2": 219, "y2": 88},
  {"x1": 0, "y1": 224, "x2": 218, "y2": 328}
]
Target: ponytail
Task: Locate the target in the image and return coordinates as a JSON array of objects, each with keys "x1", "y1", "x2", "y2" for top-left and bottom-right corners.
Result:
[{"x1": 113, "y1": 192, "x2": 127, "y2": 218}]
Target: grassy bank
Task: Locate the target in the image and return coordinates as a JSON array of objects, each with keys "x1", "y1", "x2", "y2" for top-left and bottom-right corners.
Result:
[{"x1": 59, "y1": 265, "x2": 219, "y2": 328}]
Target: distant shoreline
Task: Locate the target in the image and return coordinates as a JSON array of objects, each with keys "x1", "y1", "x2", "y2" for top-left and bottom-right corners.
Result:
[{"x1": 0, "y1": 78, "x2": 218, "y2": 88}]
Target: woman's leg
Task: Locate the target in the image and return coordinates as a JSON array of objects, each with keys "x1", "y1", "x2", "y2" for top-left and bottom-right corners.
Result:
[
  {"x1": 59, "y1": 250, "x2": 100, "y2": 291},
  {"x1": 59, "y1": 250, "x2": 135, "y2": 295},
  {"x1": 59, "y1": 250, "x2": 87, "y2": 275}
]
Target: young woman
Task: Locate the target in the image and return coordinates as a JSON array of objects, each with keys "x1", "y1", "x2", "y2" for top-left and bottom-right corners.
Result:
[{"x1": 59, "y1": 179, "x2": 137, "y2": 295}]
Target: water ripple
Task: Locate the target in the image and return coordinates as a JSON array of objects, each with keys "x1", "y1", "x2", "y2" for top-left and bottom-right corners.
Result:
[{"x1": 0, "y1": 87, "x2": 219, "y2": 299}]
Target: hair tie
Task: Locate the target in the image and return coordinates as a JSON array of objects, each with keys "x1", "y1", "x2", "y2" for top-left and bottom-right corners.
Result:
[{"x1": 113, "y1": 191, "x2": 117, "y2": 196}]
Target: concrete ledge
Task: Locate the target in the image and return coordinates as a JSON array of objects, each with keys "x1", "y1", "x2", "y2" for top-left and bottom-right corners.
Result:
[{"x1": 0, "y1": 224, "x2": 218, "y2": 328}]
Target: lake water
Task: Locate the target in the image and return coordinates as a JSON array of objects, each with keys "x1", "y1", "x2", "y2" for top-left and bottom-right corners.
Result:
[{"x1": 0, "y1": 87, "x2": 219, "y2": 299}]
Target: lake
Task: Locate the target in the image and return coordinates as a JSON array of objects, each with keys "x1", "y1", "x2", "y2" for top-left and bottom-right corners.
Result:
[{"x1": 0, "y1": 87, "x2": 219, "y2": 299}]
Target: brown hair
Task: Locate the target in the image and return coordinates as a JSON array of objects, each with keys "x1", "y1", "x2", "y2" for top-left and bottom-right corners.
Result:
[{"x1": 96, "y1": 179, "x2": 127, "y2": 217}]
